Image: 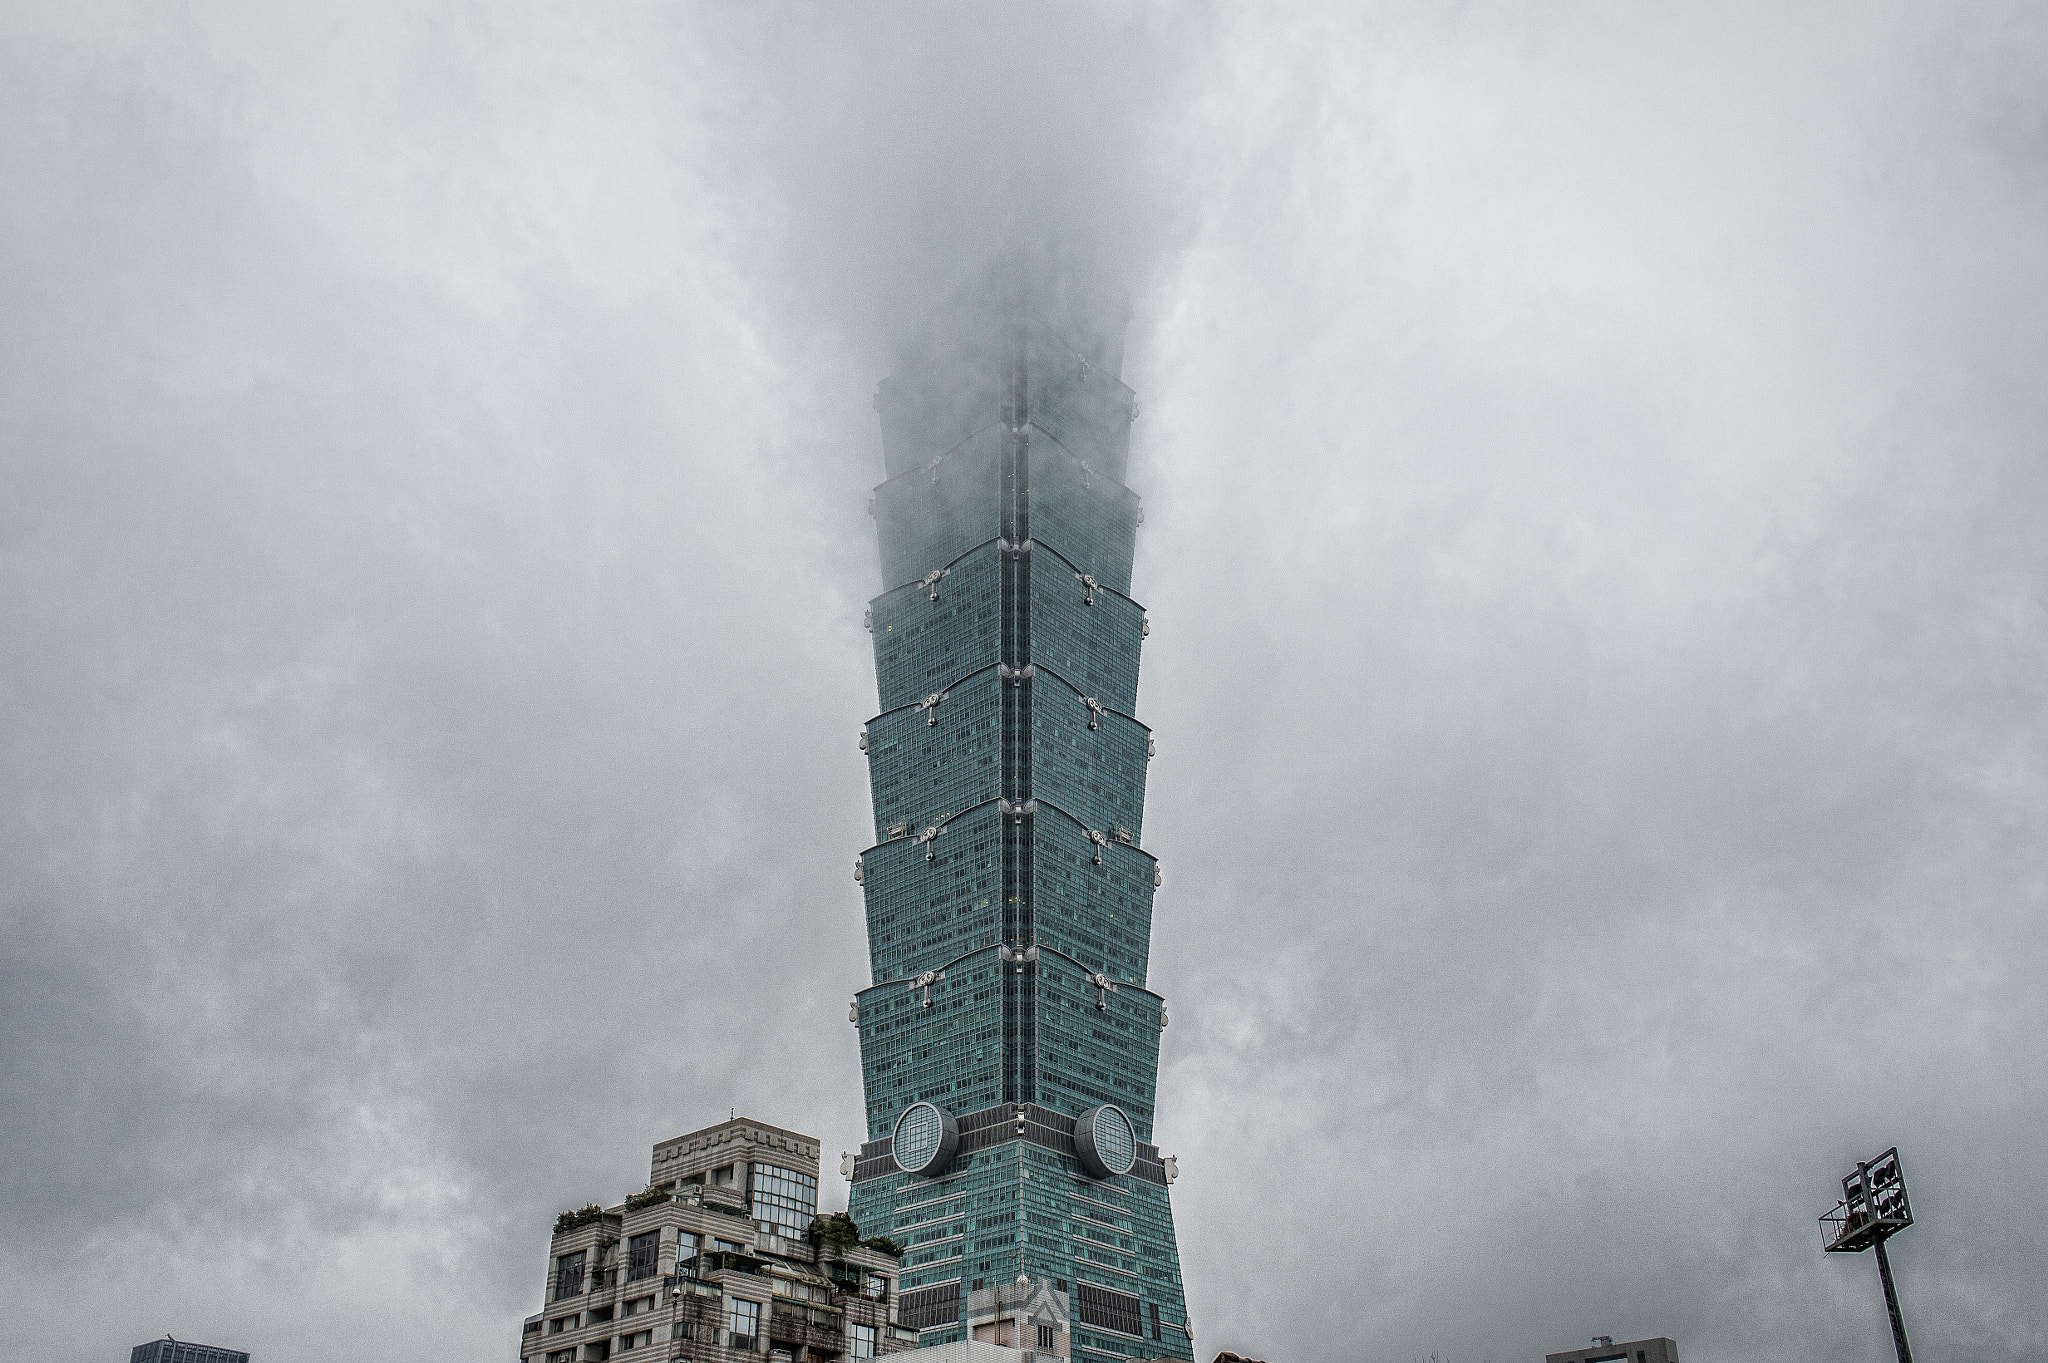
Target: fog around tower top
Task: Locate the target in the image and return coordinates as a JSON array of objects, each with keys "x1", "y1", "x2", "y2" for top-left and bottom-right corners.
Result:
[
  {"x1": 896, "y1": 249, "x2": 1136, "y2": 382},
  {"x1": 4, "y1": 4, "x2": 2048, "y2": 1363},
  {"x1": 691, "y1": 2, "x2": 1192, "y2": 374}
]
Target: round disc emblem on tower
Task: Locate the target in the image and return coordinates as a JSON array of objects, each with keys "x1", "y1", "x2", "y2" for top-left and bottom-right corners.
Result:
[
  {"x1": 891, "y1": 1101, "x2": 959, "y2": 1177},
  {"x1": 1074, "y1": 1103, "x2": 1138, "y2": 1179}
]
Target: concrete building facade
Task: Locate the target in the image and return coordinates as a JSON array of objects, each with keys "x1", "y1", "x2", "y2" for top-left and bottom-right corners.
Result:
[{"x1": 520, "y1": 1118, "x2": 916, "y2": 1363}]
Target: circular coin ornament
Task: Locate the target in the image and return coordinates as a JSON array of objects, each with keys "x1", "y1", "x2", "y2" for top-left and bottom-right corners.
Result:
[
  {"x1": 891, "y1": 1101, "x2": 959, "y2": 1177},
  {"x1": 1074, "y1": 1103, "x2": 1137, "y2": 1179}
]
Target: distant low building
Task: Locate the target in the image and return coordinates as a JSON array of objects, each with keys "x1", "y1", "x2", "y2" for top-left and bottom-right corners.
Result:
[
  {"x1": 521, "y1": 1116, "x2": 913, "y2": 1363},
  {"x1": 1546, "y1": 1336, "x2": 1678, "y2": 1363},
  {"x1": 963, "y1": 1278, "x2": 1070, "y2": 1360},
  {"x1": 130, "y1": 1339, "x2": 248, "y2": 1363}
]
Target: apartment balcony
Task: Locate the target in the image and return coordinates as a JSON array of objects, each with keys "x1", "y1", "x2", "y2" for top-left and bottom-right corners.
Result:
[{"x1": 770, "y1": 1303, "x2": 847, "y2": 1355}]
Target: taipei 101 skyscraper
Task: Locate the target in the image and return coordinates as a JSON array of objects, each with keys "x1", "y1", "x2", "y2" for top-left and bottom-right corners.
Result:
[{"x1": 845, "y1": 270, "x2": 1193, "y2": 1361}]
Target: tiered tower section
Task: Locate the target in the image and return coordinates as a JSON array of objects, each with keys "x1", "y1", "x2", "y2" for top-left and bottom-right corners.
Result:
[{"x1": 848, "y1": 310, "x2": 1192, "y2": 1362}]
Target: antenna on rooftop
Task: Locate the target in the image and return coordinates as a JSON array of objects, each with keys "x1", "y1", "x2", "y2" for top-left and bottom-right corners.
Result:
[{"x1": 1820, "y1": 1145, "x2": 1916, "y2": 1363}]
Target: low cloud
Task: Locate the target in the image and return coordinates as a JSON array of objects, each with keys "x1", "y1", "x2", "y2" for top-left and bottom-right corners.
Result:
[{"x1": 2, "y1": 3, "x2": 2044, "y2": 1360}]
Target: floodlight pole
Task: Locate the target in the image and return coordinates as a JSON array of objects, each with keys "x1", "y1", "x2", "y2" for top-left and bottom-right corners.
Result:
[
  {"x1": 1824, "y1": 1149, "x2": 1915, "y2": 1363},
  {"x1": 1874, "y1": 1239, "x2": 1913, "y2": 1363}
]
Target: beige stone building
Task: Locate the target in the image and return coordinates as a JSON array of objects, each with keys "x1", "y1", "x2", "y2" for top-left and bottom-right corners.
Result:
[{"x1": 520, "y1": 1117, "x2": 918, "y2": 1363}]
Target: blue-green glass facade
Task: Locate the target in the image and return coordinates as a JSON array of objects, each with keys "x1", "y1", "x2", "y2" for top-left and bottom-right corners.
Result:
[{"x1": 849, "y1": 317, "x2": 1192, "y2": 1361}]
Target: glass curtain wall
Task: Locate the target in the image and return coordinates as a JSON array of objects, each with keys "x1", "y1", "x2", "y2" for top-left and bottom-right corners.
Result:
[{"x1": 849, "y1": 297, "x2": 1192, "y2": 1361}]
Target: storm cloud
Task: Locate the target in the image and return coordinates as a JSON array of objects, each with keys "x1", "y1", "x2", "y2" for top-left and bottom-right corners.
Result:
[{"x1": 2, "y1": 3, "x2": 2045, "y2": 1360}]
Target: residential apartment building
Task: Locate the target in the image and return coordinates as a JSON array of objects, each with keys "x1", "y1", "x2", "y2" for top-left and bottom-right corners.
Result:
[{"x1": 521, "y1": 1118, "x2": 915, "y2": 1363}]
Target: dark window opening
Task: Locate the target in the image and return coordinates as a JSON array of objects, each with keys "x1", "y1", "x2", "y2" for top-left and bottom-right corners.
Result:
[
  {"x1": 1077, "y1": 1283, "x2": 1142, "y2": 1337},
  {"x1": 554, "y1": 1251, "x2": 587, "y2": 1300},
  {"x1": 899, "y1": 1282, "x2": 962, "y2": 1331},
  {"x1": 728, "y1": 1296, "x2": 760, "y2": 1352},
  {"x1": 627, "y1": 1232, "x2": 658, "y2": 1282}
]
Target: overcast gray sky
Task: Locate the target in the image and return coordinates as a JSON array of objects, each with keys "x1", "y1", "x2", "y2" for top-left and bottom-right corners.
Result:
[{"x1": 3, "y1": 3, "x2": 2045, "y2": 1360}]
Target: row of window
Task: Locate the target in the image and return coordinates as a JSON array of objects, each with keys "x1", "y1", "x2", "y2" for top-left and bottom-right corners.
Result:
[
  {"x1": 747, "y1": 1162, "x2": 817, "y2": 1241},
  {"x1": 555, "y1": 1231, "x2": 706, "y2": 1302},
  {"x1": 539, "y1": 1301, "x2": 876, "y2": 1361}
]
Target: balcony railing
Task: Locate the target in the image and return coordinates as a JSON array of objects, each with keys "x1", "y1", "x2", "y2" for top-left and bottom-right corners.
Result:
[{"x1": 771, "y1": 1304, "x2": 846, "y2": 1336}]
